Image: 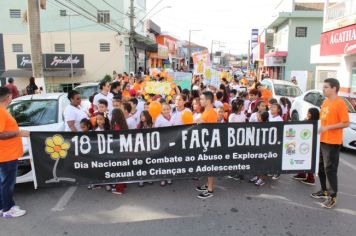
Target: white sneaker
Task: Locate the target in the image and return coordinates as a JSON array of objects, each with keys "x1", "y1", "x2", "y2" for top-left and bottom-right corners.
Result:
[{"x1": 2, "y1": 206, "x2": 26, "y2": 218}]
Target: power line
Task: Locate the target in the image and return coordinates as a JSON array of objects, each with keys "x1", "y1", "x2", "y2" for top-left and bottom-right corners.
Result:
[
  {"x1": 51, "y1": 0, "x2": 122, "y2": 33},
  {"x1": 102, "y1": 0, "x2": 128, "y2": 17},
  {"x1": 82, "y1": 0, "x2": 128, "y2": 32}
]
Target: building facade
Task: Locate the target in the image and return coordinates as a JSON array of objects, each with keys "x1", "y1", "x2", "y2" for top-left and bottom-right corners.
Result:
[
  {"x1": 0, "y1": 0, "x2": 156, "y2": 93},
  {"x1": 310, "y1": 0, "x2": 356, "y2": 99}
]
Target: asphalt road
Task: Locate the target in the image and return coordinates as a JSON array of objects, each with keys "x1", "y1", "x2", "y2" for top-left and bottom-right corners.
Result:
[{"x1": 1, "y1": 150, "x2": 356, "y2": 236}]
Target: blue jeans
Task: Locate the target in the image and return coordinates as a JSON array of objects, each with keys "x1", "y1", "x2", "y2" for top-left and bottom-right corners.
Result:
[{"x1": 0, "y1": 160, "x2": 18, "y2": 212}]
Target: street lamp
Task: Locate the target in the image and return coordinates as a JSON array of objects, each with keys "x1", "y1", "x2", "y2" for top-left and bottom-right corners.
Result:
[
  {"x1": 61, "y1": 12, "x2": 79, "y2": 80},
  {"x1": 188, "y1": 29, "x2": 201, "y2": 70}
]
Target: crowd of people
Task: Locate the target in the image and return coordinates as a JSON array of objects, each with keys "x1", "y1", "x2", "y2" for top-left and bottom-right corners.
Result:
[
  {"x1": 63, "y1": 71, "x2": 314, "y2": 198},
  {"x1": 0, "y1": 70, "x2": 349, "y2": 219}
]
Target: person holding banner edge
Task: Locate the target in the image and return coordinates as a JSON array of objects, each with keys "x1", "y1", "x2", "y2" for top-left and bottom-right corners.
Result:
[
  {"x1": 311, "y1": 78, "x2": 349, "y2": 209},
  {"x1": 196, "y1": 91, "x2": 218, "y2": 199},
  {"x1": 0, "y1": 87, "x2": 29, "y2": 218}
]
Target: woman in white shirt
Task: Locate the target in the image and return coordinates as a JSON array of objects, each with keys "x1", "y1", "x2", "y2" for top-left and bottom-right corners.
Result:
[
  {"x1": 64, "y1": 90, "x2": 88, "y2": 131},
  {"x1": 228, "y1": 99, "x2": 246, "y2": 123},
  {"x1": 269, "y1": 103, "x2": 284, "y2": 122},
  {"x1": 192, "y1": 98, "x2": 202, "y2": 122},
  {"x1": 171, "y1": 94, "x2": 191, "y2": 126},
  {"x1": 249, "y1": 101, "x2": 267, "y2": 123}
]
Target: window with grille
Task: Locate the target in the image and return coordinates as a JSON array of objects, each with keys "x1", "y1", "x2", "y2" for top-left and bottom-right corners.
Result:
[
  {"x1": 9, "y1": 9, "x2": 21, "y2": 18},
  {"x1": 59, "y1": 10, "x2": 67, "y2": 16},
  {"x1": 100, "y1": 43, "x2": 110, "y2": 52},
  {"x1": 12, "y1": 44, "x2": 23, "y2": 52},
  {"x1": 295, "y1": 27, "x2": 307, "y2": 37},
  {"x1": 97, "y1": 10, "x2": 110, "y2": 24},
  {"x1": 55, "y1": 44, "x2": 65, "y2": 52}
]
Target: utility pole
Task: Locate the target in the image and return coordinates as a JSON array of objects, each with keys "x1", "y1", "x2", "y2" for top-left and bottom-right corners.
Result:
[
  {"x1": 188, "y1": 30, "x2": 191, "y2": 70},
  {"x1": 68, "y1": 14, "x2": 73, "y2": 80},
  {"x1": 129, "y1": 0, "x2": 136, "y2": 74},
  {"x1": 27, "y1": 0, "x2": 45, "y2": 91},
  {"x1": 247, "y1": 40, "x2": 251, "y2": 71}
]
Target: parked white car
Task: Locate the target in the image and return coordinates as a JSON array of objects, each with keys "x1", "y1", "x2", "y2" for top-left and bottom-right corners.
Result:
[
  {"x1": 290, "y1": 90, "x2": 356, "y2": 150},
  {"x1": 260, "y1": 79, "x2": 302, "y2": 103},
  {"x1": 74, "y1": 83, "x2": 99, "y2": 111},
  {"x1": 7, "y1": 93, "x2": 70, "y2": 184}
]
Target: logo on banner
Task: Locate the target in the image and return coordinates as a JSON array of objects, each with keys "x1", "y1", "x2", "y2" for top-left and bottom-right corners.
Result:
[
  {"x1": 44, "y1": 134, "x2": 75, "y2": 184},
  {"x1": 299, "y1": 143, "x2": 310, "y2": 155},
  {"x1": 285, "y1": 142, "x2": 296, "y2": 156},
  {"x1": 300, "y1": 129, "x2": 311, "y2": 140},
  {"x1": 45, "y1": 134, "x2": 70, "y2": 159},
  {"x1": 285, "y1": 128, "x2": 296, "y2": 138}
]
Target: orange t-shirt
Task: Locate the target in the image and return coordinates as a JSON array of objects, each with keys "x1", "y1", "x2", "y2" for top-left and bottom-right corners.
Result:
[
  {"x1": 201, "y1": 108, "x2": 218, "y2": 123},
  {"x1": 0, "y1": 107, "x2": 23, "y2": 162},
  {"x1": 320, "y1": 97, "x2": 349, "y2": 144}
]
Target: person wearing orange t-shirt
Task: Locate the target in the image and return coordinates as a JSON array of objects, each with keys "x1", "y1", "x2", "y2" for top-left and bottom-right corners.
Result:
[
  {"x1": 196, "y1": 91, "x2": 218, "y2": 199},
  {"x1": 0, "y1": 87, "x2": 29, "y2": 218},
  {"x1": 311, "y1": 78, "x2": 349, "y2": 209}
]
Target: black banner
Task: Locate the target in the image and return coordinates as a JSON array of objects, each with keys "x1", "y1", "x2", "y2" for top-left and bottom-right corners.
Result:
[
  {"x1": 30, "y1": 121, "x2": 318, "y2": 187},
  {"x1": 16, "y1": 54, "x2": 84, "y2": 69}
]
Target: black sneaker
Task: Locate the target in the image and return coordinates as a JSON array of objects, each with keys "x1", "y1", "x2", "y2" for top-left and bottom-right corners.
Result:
[
  {"x1": 322, "y1": 197, "x2": 337, "y2": 209},
  {"x1": 197, "y1": 191, "x2": 214, "y2": 199},
  {"x1": 196, "y1": 185, "x2": 208, "y2": 192},
  {"x1": 311, "y1": 190, "x2": 329, "y2": 199},
  {"x1": 292, "y1": 174, "x2": 307, "y2": 180}
]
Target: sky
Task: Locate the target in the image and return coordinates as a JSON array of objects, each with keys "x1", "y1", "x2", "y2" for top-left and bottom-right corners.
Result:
[{"x1": 146, "y1": 0, "x2": 282, "y2": 55}]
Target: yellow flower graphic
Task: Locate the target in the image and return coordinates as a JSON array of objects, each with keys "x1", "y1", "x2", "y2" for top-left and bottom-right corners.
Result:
[{"x1": 45, "y1": 134, "x2": 70, "y2": 159}]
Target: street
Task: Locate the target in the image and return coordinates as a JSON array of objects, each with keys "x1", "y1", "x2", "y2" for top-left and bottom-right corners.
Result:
[{"x1": 1, "y1": 150, "x2": 356, "y2": 236}]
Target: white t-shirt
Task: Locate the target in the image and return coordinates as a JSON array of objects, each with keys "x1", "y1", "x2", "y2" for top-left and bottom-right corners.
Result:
[
  {"x1": 281, "y1": 104, "x2": 288, "y2": 115},
  {"x1": 228, "y1": 113, "x2": 246, "y2": 123},
  {"x1": 64, "y1": 105, "x2": 88, "y2": 131},
  {"x1": 249, "y1": 112, "x2": 259, "y2": 123},
  {"x1": 155, "y1": 114, "x2": 173, "y2": 128},
  {"x1": 96, "y1": 127, "x2": 105, "y2": 131},
  {"x1": 171, "y1": 108, "x2": 191, "y2": 126},
  {"x1": 193, "y1": 112, "x2": 201, "y2": 122},
  {"x1": 126, "y1": 116, "x2": 137, "y2": 129},
  {"x1": 245, "y1": 100, "x2": 251, "y2": 113},
  {"x1": 214, "y1": 100, "x2": 224, "y2": 108},
  {"x1": 131, "y1": 109, "x2": 141, "y2": 127},
  {"x1": 269, "y1": 115, "x2": 283, "y2": 122},
  {"x1": 93, "y1": 92, "x2": 114, "y2": 113}
]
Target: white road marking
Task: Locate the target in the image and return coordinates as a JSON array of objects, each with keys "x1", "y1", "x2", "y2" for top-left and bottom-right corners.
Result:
[
  {"x1": 340, "y1": 159, "x2": 356, "y2": 171},
  {"x1": 169, "y1": 142, "x2": 175, "y2": 146},
  {"x1": 51, "y1": 186, "x2": 78, "y2": 212}
]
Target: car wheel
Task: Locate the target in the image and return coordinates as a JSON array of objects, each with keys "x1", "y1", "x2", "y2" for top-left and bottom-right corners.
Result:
[{"x1": 291, "y1": 111, "x2": 299, "y2": 121}]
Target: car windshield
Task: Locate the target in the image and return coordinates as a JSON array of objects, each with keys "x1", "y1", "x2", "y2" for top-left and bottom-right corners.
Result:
[
  {"x1": 342, "y1": 98, "x2": 356, "y2": 113},
  {"x1": 7, "y1": 100, "x2": 58, "y2": 126},
  {"x1": 75, "y1": 85, "x2": 99, "y2": 100},
  {"x1": 274, "y1": 84, "x2": 302, "y2": 97}
]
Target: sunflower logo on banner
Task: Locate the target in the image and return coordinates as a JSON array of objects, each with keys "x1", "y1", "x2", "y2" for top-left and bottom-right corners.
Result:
[{"x1": 44, "y1": 134, "x2": 76, "y2": 184}]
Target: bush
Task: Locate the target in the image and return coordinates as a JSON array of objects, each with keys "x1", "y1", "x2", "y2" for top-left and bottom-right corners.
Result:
[{"x1": 101, "y1": 74, "x2": 112, "y2": 83}]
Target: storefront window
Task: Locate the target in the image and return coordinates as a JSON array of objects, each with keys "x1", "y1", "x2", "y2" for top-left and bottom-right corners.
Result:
[
  {"x1": 316, "y1": 70, "x2": 337, "y2": 90},
  {"x1": 351, "y1": 67, "x2": 356, "y2": 97}
]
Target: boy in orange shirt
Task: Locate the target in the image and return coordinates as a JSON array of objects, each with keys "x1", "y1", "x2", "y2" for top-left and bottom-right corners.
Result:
[
  {"x1": 0, "y1": 87, "x2": 29, "y2": 218},
  {"x1": 311, "y1": 78, "x2": 349, "y2": 209},
  {"x1": 196, "y1": 91, "x2": 218, "y2": 199}
]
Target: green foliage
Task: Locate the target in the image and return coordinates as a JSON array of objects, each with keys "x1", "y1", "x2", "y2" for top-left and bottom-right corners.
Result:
[{"x1": 101, "y1": 74, "x2": 112, "y2": 83}]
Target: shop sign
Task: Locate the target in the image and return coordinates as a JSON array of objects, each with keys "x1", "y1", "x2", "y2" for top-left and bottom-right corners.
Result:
[
  {"x1": 158, "y1": 45, "x2": 169, "y2": 59},
  {"x1": 320, "y1": 24, "x2": 356, "y2": 56},
  {"x1": 264, "y1": 56, "x2": 286, "y2": 67},
  {"x1": 17, "y1": 54, "x2": 85, "y2": 69}
]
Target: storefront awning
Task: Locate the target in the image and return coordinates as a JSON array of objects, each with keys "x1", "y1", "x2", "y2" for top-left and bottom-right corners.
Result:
[
  {"x1": 134, "y1": 33, "x2": 158, "y2": 52},
  {"x1": 1, "y1": 69, "x2": 86, "y2": 78}
]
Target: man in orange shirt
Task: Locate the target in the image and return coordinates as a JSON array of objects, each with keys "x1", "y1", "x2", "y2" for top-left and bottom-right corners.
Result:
[
  {"x1": 0, "y1": 87, "x2": 29, "y2": 218},
  {"x1": 311, "y1": 78, "x2": 349, "y2": 209},
  {"x1": 196, "y1": 91, "x2": 218, "y2": 199}
]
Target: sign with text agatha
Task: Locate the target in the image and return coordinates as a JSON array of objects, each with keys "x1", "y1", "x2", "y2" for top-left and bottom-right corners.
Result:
[
  {"x1": 320, "y1": 24, "x2": 356, "y2": 56},
  {"x1": 30, "y1": 121, "x2": 318, "y2": 187},
  {"x1": 16, "y1": 54, "x2": 85, "y2": 69}
]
